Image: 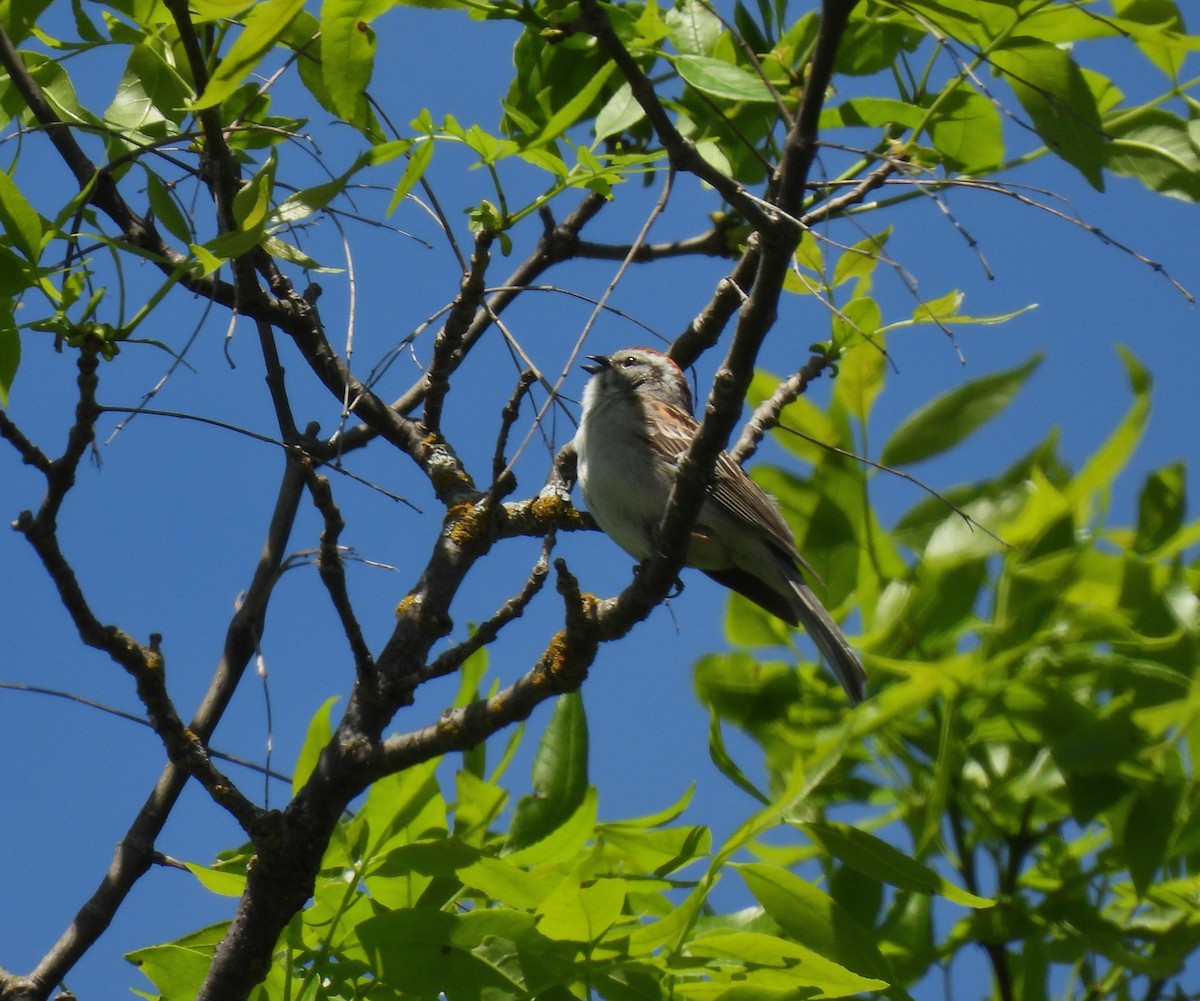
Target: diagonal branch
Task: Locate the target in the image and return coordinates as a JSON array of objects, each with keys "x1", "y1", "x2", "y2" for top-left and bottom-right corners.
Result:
[
  {"x1": 424, "y1": 231, "x2": 493, "y2": 433},
  {"x1": 627, "y1": 0, "x2": 863, "y2": 622}
]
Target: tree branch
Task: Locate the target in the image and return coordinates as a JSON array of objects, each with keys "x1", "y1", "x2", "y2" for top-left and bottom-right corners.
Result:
[
  {"x1": 24, "y1": 456, "x2": 308, "y2": 994},
  {"x1": 424, "y1": 231, "x2": 493, "y2": 433},
  {"x1": 303, "y1": 467, "x2": 377, "y2": 688}
]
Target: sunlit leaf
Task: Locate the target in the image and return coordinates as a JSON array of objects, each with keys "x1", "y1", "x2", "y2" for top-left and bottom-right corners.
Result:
[
  {"x1": 1067, "y1": 345, "x2": 1151, "y2": 506},
  {"x1": 736, "y1": 863, "x2": 897, "y2": 987},
  {"x1": 991, "y1": 40, "x2": 1106, "y2": 190},
  {"x1": 880, "y1": 353, "x2": 1042, "y2": 467},
  {"x1": 193, "y1": 0, "x2": 307, "y2": 110},
  {"x1": 322, "y1": 0, "x2": 377, "y2": 126},
  {"x1": 802, "y1": 821, "x2": 992, "y2": 907},
  {"x1": 676, "y1": 54, "x2": 775, "y2": 103},
  {"x1": 927, "y1": 85, "x2": 1004, "y2": 174},
  {"x1": 125, "y1": 943, "x2": 213, "y2": 999},
  {"x1": 666, "y1": 0, "x2": 722, "y2": 56},
  {"x1": 293, "y1": 696, "x2": 338, "y2": 797},
  {"x1": 1106, "y1": 106, "x2": 1200, "y2": 201},
  {"x1": 0, "y1": 169, "x2": 43, "y2": 262},
  {"x1": 387, "y1": 138, "x2": 435, "y2": 215}
]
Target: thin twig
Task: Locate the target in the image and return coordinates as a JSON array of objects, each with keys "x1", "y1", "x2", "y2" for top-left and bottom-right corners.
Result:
[{"x1": 0, "y1": 681, "x2": 292, "y2": 782}]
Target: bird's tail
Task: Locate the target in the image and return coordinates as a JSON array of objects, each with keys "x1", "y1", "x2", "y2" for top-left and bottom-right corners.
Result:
[{"x1": 788, "y1": 578, "x2": 867, "y2": 705}]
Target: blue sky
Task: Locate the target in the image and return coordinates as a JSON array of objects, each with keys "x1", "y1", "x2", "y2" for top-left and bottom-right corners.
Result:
[{"x1": 0, "y1": 2, "x2": 1197, "y2": 997}]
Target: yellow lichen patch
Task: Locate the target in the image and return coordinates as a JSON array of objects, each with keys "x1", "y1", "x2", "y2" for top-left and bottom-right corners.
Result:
[
  {"x1": 543, "y1": 630, "x2": 570, "y2": 675},
  {"x1": 395, "y1": 593, "x2": 422, "y2": 617},
  {"x1": 530, "y1": 492, "x2": 583, "y2": 525},
  {"x1": 444, "y1": 502, "x2": 488, "y2": 546}
]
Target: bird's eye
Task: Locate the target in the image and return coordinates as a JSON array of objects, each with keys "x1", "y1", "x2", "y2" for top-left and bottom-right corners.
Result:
[{"x1": 620, "y1": 355, "x2": 638, "y2": 368}]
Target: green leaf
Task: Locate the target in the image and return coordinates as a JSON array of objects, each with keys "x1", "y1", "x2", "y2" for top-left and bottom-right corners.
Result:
[
  {"x1": 820, "y1": 96, "x2": 925, "y2": 130},
  {"x1": 1121, "y1": 780, "x2": 1182, "y2": 896},
  {"x1": 706, "y1": 706, "x2": 770, "y2": 806},
  {"x1": 0, "y1": 299, "x2": 18, "y2": 406},
  {"x1": 193, "y1": 0, "x2": 308, "y2": 110},
  {"x1": 626, "y1": 879, "x2": 709, "y2": 955},
  {"x1": 802, "y1": 821, "x2": 992, "y2": 908},
  {"x1": 598, "y1": 822, "x2": 710, "y2": 876},
  {"x1": 293, "y1": 696, "x2": 338, "y2": 797},
  {"x1": 184, "y1": 861, "x2": 248, "y2": 896},
  {"x1": 686, "y1": 930, "x2": 888, "y2": 995},
  {"x1": 321, "y1": 0, "x2": 377, "y2": 126},
  {"x1": 595, "y1": 82, "x2": 646, "y2": 140},
  {"x1": 536, "y1": 874, "x2": 626, "y2": 943},
  {"x1": 879, "y1": 353, "x2": 1042, "y2": 467},
  {"x1": 506, "y1": 691, "x2": 589, "y2": 851},
  {"x1": 126, "y1": 943, "x2": 213, "y2": 999},
  {"x1": 1106, "y1": 106, "x2": 1200, "y2": 201},
  {"x1": 666, "y1": 0, "x2": 722, "y2": 56},
  {"x1": 926, "y1": 86, "x2": 1003, "y2": 175},
  {"x1": 145, "y1": 171, "x2": 193, "y2": 244},
  {"x1": 735, "y1": 862, "x2": 898, "y2": 988},
  {"x1": 387, "y1": 138, "x2": 434, "y2": 215},
  {"x1": 1066, "y1": 345, "x2": 1150, "y2": 506},
  {"x1": 833, "y1": 337, "x2": 887, "y2": 424},
  {"x1": 991, "y1": 39, "x2": 1106, "y2": 190},
  {"x1": 831, "y1": 227, "x2": 890, "y2": 287},
  {"x1": 504, "y1": 787, "x2": 597, "y2": 867},
  {"x1": 232, "y1": 150, "x2": 277, "y2": 230},
  {"x1": 0, "y1": 169, "x2": 43, "y2": 262},
  {"x1": 1114, "y1": 0, "x2": 1187, "y2": 77},
  {"x1": 532, "y1": 61, "x2": 617, "y2": 146},
  {"x1": 457, "y1": 855, "x2": 554, "y2": 910},
  {"x1": 1134, "y1": 462, "x2": 1187, "y2": 553},
  {"x1": 354, "y1": 909, "x2": 534, "y2": 1001},
  {"x1": 676, "y1": 54, "x2": 775, "y2": 103}
]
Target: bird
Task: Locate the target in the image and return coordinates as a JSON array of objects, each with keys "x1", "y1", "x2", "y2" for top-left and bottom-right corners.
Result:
[{"x1": 572, "y1": 346, "x2": 866, "y2": 704}]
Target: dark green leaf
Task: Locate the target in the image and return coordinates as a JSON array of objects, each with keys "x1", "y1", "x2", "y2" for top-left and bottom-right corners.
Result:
[
  {"x1": 0, "y1": 299, "x2": 18, "y2": 406},
  {"x1": 706, "y1": 707, "x2": 770, "y2": 805},
  {"x1": 1121, "y1": 780, "x2": 1182, "y2": 896},
  {"x1": 1135, "y1": 462, "x2": 1187, "y2": 553},
  {"x1": 145, "y1": 171, "x2": 193, "y2": 244},
  {"x1": 506, "y1": 692, "x2": 588, "y2": 851}
]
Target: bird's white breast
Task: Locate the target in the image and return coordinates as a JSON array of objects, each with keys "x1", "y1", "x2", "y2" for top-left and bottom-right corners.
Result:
[{"x1": 574, "y1": 383, "x2": 674, "y2": 561}]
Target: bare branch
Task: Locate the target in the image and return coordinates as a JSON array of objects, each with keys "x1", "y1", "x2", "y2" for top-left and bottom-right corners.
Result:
[
  {"x1": 731, "y1": 354, "x2": 834, "y2": 463},
  {"x1": 328, "y1": 190, "x2": 609, "y2": 457},
  {"x1": 422, "y1": 532, "x2": 555, "y2": 684},
  {"x1": 373, "y1": 558, "x2": 594, "y2": 775},
  {"x1": 0, "y1": 410, "x2": 52, "y2": 474},
  {"x1": 424, "y1": 231, "x2": 493, "y2": 433},
  {"x1": 303, "y1": 468, "x2": 377, "y2": 688}
]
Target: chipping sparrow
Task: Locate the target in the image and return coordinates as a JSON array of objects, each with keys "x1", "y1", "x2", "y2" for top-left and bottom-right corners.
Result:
[{"x1": 573, "y1": 346, "x2": 867, "y2": 704}]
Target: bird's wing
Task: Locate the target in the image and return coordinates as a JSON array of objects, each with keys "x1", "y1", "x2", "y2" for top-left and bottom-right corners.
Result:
[{"x1": 645, "y1": 400, "x2": 815, "y2": 575}]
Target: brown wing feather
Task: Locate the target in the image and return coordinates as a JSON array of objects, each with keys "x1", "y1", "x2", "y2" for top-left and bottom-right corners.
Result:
[{"x1": 644, "y1": 399, "x2": 817, "y2": 579}]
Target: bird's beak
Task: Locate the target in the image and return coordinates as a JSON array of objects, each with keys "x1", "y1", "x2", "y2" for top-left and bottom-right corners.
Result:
[{"x1": 581, "y1": 354, "x2": 609, "y2": 375}]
